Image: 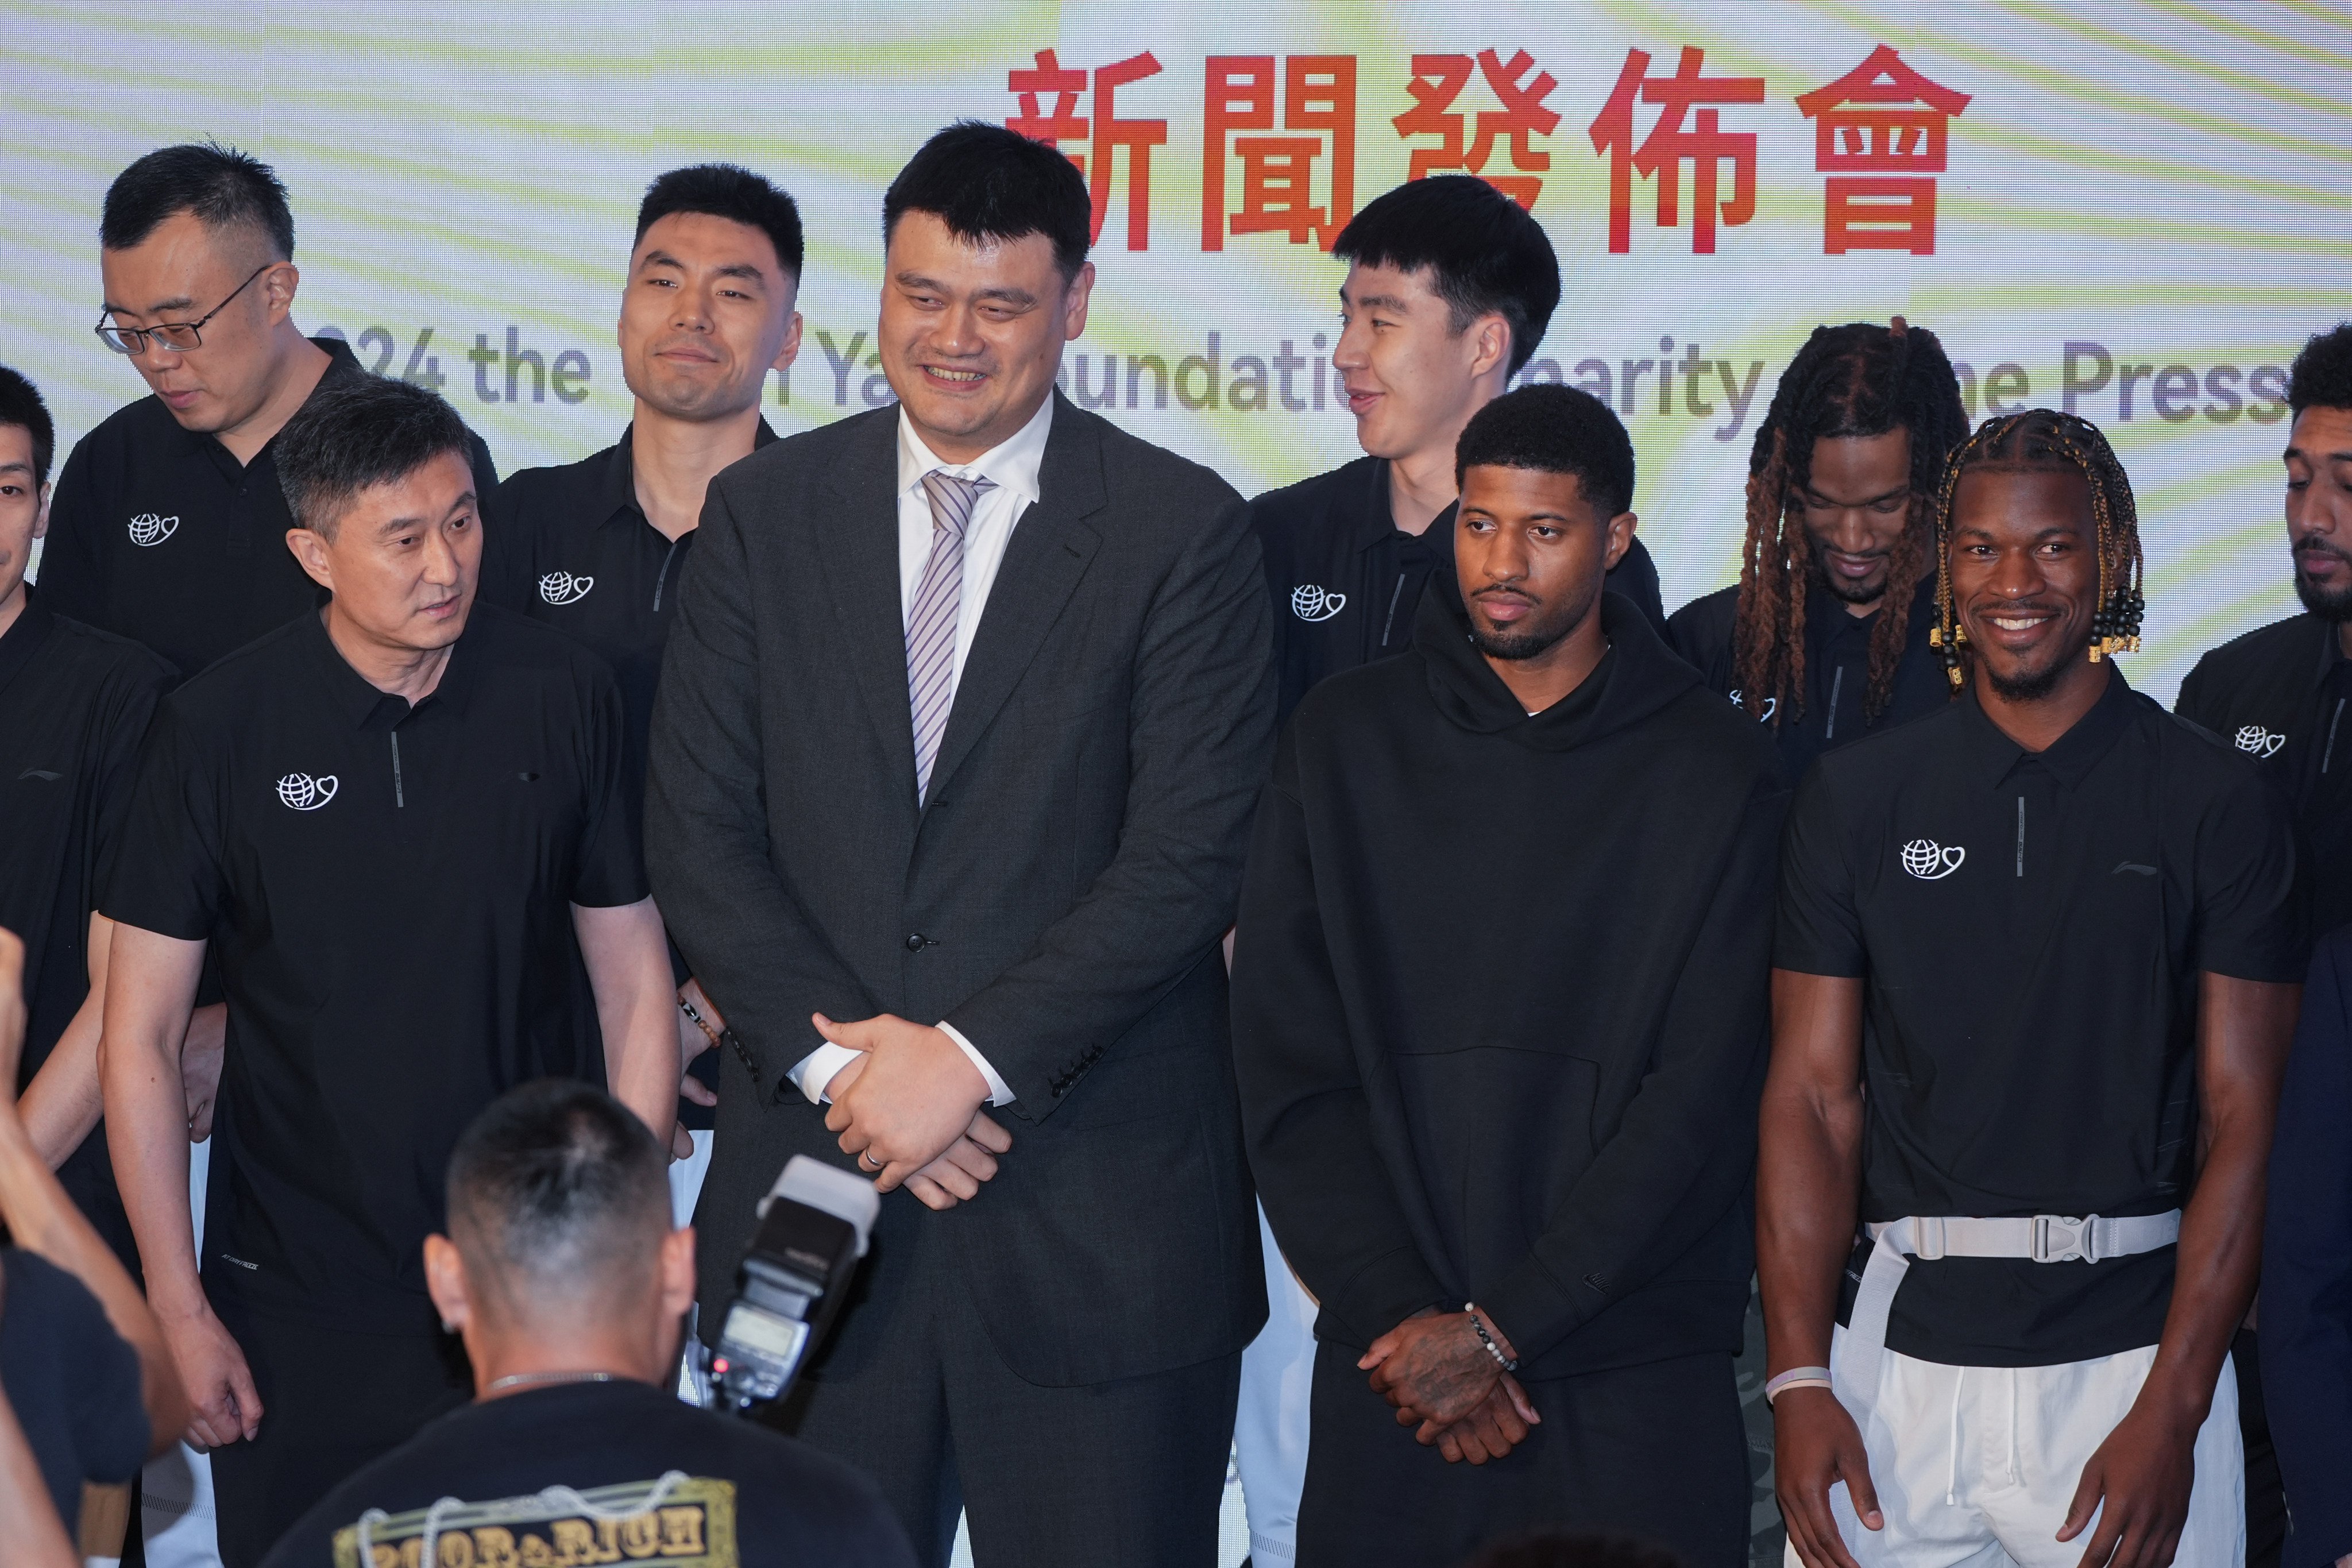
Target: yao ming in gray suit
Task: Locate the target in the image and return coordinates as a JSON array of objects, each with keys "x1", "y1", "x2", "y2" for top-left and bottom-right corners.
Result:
[{"x1": 644, "y1": 123, "x2": 1274, "y2": 1567}]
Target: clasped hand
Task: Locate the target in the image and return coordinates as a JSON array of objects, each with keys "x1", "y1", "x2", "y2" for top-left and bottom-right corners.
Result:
[
  {"x1": 817, "y1": 1012, "x2": 1012, "y2": 1211},
  {"x1": 1362, "y1": 1307, "x2": 1541, "y2": 1465}
]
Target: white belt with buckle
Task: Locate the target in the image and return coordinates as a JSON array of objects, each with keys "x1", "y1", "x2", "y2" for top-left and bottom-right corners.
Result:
[{"x1": 1835, "y1": 1210, "x2": 2184, "y2": 1404}]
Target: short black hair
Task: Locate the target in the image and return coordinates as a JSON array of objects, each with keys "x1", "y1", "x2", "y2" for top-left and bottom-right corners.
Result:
[
  {"x1": 275, "y1": 377, "x2": 474, "y2": 536},
  {"x1": 1333, "y1": 176, "x2": 1561, "y2": 377},
  {"x1": 446, "y1": 1080, "x2": 669, "y2": 1292},
  {"x1": 884, "y1": 120, "x2": 1091, "y2": 279},
  {"x1": 101, "y1": 141, "x2": 294, "y2": 260},
  {"x1": 2289, "y1": 322, "x2": 2352, "y2": 416},
  {"x1": 635, "y1": 163, "x2": 805, "y2": 280},
  {"x1": 0, "y1": 365, "x2": 56, "y2": 488},
  {"x1": 1455, "y1": 383, "x2": 1636, "y2": 519}
]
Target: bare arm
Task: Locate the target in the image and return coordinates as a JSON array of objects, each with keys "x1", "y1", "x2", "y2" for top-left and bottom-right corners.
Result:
[
  {"x1": 0, "y1": 930, "x2": 190, "y2": 1461},
  {"x1": 573, "y1": 897, "x2": 681, "y2": 1157},
  {"x1": 17, "y1": 913, "x2": 115, "y2": 1166},
  {"x1": 1759, "y1": 969, "x2": 1880, "y2": 1568},
  {"x1": 99, "y1": 923, "x2": 257, "y2": 1450},
  {"x1": 2058, "y1": 973, "x2": 2299, "y2": 1568}
]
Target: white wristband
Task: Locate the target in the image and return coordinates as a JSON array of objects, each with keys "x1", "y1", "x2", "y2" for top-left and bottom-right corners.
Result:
[{"x1": 1764, "y1": 1366, "x2": 1834, "y2": 1405}]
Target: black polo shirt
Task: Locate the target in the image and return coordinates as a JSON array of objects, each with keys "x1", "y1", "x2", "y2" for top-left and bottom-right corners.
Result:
[
  {"x1": 36, "y1": 338, "x2": 501, "y2": 682},
  {"x1": 483, "y1": 419, "x2": 778, "y2": 783},
  {"x1": 1670, "y1": 578, "x2": 1950, "y2": 783},
  {"x1": 2176, "y1": 612, "x2": 2352, "y2": 938},
  {"x1": 1776, "y1": 667, "x2": 2303, "y2": 1366},
  {"x1": 102, "y1": 602, "x2": 645, "y2": 1332},
  {"x1": 1247, "y1": 454, "x2": 1666, "y2": 725},
  {"x1": 0, "y1": 589, "x2": 172, "y2": 1262}
]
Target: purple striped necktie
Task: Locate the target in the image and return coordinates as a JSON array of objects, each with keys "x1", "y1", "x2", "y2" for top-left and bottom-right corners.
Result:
[{"x1": 907, "y1": 470, "x2": 994, "y2": 804}]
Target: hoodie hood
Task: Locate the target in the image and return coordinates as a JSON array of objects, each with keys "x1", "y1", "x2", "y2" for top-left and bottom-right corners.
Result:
[{"x1": 1415, "y1": 563, "x2": 1701, "y2": 751}]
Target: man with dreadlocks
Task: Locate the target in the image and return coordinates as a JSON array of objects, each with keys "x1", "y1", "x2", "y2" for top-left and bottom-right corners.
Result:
[
  {"x1": 1669, "y1": 319, "x2": 1969, "y2": 783},
  {"x1": 1762, "y1": 408, "x2": 2303, "y2": 1568}
]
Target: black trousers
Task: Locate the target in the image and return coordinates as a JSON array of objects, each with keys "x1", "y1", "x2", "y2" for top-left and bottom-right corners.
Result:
[
  {"x1": 1298, "y1": 1341, "x2": 1749, "y2": 1568},
  {"x1": 206, "y1": 1302, "x2": 472, "y2": 1567},
  {"x1": 772, "y1": 1220, "x2": 1240, "y2": 1568}
]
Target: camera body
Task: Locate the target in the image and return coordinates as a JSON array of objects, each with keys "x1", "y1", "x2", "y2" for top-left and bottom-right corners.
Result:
[{"x1": 713, "y1": 1156, "x2": 880, "y2": 1413}]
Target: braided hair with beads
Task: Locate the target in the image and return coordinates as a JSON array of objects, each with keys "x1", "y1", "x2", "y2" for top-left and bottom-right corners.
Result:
[
  {"x1": 1729, "y1": 319, "x2": 1970, "y2": 728},
  {"x1": 1926, "y1": 408, "x2": 2146, "y2": 690}
]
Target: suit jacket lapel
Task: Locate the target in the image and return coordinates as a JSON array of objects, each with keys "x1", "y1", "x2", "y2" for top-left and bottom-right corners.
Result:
[
  {"x1": 926, "y1": 396, "x2": 1105, "y2": 806},
  {"x1": 817, "y1": 411, "x2": 921, "y2": 797}
]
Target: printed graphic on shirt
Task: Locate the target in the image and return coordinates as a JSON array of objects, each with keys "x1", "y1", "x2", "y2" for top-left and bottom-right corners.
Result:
[
  {"x1": 2234, "y1": 724, "x2": 2285, "y2": 758},
  {"x1": 1900, "y1": 837, "x2": 1965, "y2": 879},
  {"x1": 276, "y1": 773, "x2": 339, "y2": 811},
  {"x1": 128, "y1": 512, "x2": 179, "y2": 546},
  {"x1": 539, "y1": 570, "x2": 594, "y2": 606},
  {"x1": 1728, "y1": 688, "x2": 1779, "y2": 723},
  {"x1": 1291, "y1": 584, "x2": 1346, "y2": 622},
  {"x1": 330, "y1": 1473, "x2": 738, "y2": 1568}
]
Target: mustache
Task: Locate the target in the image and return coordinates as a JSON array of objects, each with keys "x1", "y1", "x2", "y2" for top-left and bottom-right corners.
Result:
[
  {"x1": 1969, "y1": 598, "x2": 2068, "y2": 618},
  {"x1": 2295, "y1": 539, "x2": 2351, "y2": 570}
]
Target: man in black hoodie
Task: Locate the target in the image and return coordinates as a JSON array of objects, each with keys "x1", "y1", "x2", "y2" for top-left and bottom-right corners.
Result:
[{"x1": 1232, "y1": 384, "x2": 1785, "y2": 1568}]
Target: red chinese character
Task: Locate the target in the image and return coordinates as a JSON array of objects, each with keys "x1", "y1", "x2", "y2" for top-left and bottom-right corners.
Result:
[
  {"x1": 1006, "y1": 49, "x2": 1170, "y2": 250},
  {"x1": 1392, "y1": 49, "x2": 1561, "y2": 209},
  {"x1": 1588, "y1": 46, "x2": 1766, "y2": 255},
  {"x1": 1795, "y1": 45, "x2": 1972, "y2": 255},
  {"x1": 1202, "y1": 55, "x2": 1357, "y2": 251}
]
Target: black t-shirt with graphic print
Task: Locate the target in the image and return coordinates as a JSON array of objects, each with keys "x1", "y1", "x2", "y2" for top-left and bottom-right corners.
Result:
[
  {"x1": 257, "y1": 1380, "x2": 915, "y2": 1568},
  {"x1": 1776, "y1": 667, "x2": 2304, "y2": 1366}
]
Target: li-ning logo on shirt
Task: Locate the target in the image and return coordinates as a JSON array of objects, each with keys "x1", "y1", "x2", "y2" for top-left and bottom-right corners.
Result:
[
  {"x1": 1728, "y1": 689, "x2": 1779, "y2": 723},
  {"x1": 1291, "y1": 584, "x2": 1346, "y2": 622},
  {"x1": 539, "y1": 570, "x2": 593, "y2": 606},
  {"x1": 128, "y1": 512, "x2": 179, "y2": 547},
  {"x1": 276, "y1": 773, "x2": 338, "y2": 811},
  {"x1": 1900, "y1": 838, "x2": 1966, "y2": 879},
  {"x1": 2234, "y1": 724, "x2": 2285, "y2": 759}
]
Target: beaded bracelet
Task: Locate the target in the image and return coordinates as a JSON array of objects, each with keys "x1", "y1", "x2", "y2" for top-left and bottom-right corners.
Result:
[{"x1": 1463, "y1": 1303, "x2": 1519, "y2": 1373}]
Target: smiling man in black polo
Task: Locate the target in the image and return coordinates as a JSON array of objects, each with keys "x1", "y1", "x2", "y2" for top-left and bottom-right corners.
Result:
[
  {"x1": 1762, "y1": 410, "x2": 2303, "y2": 1568},
  {"x1": 485, "y1": 164, "x2": 805, "y2": 1212},
  {"x1": 96, "y1": 377, "x2": 678, "y2": 1568}
]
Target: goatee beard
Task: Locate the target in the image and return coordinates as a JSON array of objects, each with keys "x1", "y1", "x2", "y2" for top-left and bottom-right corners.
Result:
[{"x1": 2295, "y1": 565, "x2": 2352, "y2": 623}]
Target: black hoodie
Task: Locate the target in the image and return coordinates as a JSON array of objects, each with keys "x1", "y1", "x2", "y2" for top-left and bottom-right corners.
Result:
[{"x1": 1232, "y1": 578, "x2": 1786, "y2": 1378}]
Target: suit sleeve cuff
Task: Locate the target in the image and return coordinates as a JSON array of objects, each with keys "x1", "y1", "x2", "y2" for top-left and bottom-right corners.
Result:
[
  {"x1": 787, "y1": 1042, "x2": 861, "y2": 1104},
  {"x1": 937, "y1": 1021, "x2": 1015, "y2": 1107}
]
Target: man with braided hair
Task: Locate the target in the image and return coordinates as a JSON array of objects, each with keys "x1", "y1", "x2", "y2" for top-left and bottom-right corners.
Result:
[
  {"x1": 1763, "y1": 408, "x2": 2302, "y2": 1568},
  {"x1": 1669, "y1": 319, "x2": 1969, "y2": 783}
]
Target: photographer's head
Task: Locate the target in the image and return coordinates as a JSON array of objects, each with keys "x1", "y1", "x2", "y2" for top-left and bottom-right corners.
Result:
[{"x1": 425, "y1": 1081, "x2": 694, "y2": 1397}]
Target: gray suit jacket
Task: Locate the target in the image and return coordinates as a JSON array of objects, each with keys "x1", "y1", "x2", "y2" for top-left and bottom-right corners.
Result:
[{"x1": 646, "y1": 393, "x2": 1273, "y2": 1387}]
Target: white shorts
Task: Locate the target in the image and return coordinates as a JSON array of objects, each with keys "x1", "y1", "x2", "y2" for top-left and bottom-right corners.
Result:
[{"x1": 1789, "y1": 1327, "x2": 2243, "y2": 1568}]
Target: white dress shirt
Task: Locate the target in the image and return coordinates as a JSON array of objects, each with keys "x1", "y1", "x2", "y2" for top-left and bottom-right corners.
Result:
[{"x1": 785, "y1": 395, "x2": 1056, "y2": 1110}]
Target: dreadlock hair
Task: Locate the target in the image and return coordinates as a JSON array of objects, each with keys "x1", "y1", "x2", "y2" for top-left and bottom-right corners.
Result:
[
  {"x1": 1927, "y1": 408, "x2": 2145, "y2": 692},
  {"x1": 1730, "y1": 318, "x2": 1968, "y2": 727}
]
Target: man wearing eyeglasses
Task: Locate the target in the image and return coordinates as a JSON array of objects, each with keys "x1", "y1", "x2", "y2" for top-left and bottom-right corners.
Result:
[{"x1": 37, "y1": 141, "x2": 497, "y2": 683}]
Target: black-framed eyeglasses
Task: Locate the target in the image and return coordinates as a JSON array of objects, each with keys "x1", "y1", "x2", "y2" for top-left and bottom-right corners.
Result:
[{"x1": 94, "y1": 262, "x2": 273, "y2": 356}]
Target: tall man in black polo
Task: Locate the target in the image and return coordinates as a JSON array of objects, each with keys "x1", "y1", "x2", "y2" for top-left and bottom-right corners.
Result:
[
  {"x1": 486, "y1": 163, "x2": 804, "y2": 1215},
  {"x1": 1764, "y1": 410, "x2": 2301, "y2": 1568},
  {"x1": 0, "y1": 366, "x2": 173, "y2": 1266},
  {"x1": 98, "y1": 379, "x2": 678, "y2": 1567},
  {"x1": 2183, "y1": 320, "x2": 2352, "y2": 1568},
  {"x1": 1248, "y1": 175, "x2": 1662, "y2": 730},
  {"x1": 646, "y1": 123, "x2": 1271, "y2": 1567},
  {"x1": 40, "y1": 140, "x2": 497, "y2": 681}
]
